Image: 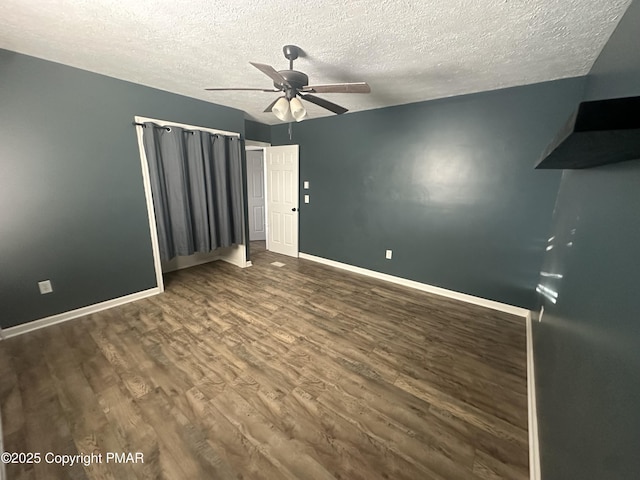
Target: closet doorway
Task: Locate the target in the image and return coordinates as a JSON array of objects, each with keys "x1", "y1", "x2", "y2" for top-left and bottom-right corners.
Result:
[{"x1": 134, "y1": 115, "x2": 249, "y2": 292}]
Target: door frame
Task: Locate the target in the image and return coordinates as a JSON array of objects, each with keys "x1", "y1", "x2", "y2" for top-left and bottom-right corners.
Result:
[
  {"x1": 246, "y1": 140, "x2": 270, "y2": 249},
  {"x1": 244, "y1": 140, "x2": 300, "y2": 259},
  {"x1": 264, "y1": 144, "x2": 300, "y2": 258},
  {"x1": 245, "y1": 149, "x2": 266, "y2": 242}
]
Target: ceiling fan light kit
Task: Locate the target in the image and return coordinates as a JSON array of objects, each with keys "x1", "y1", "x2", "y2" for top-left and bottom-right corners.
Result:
[
  {"x1": 205, "y1": 45, "x2": 371, "y2": 122},
  {"x1": 272, "y1": 96, "x2": 293, "y2": 122},
  {"x1": 289, "y1": 97, "x2": 307, "y2": 122}
]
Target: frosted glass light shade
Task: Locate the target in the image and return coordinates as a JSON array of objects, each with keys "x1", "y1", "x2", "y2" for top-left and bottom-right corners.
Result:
[
  {"x1": 289, "y1": 97, "x2": 307, "y2": 122},
  {"x1": 272, "y1": 96, "x2": 292, "y2": 122}
]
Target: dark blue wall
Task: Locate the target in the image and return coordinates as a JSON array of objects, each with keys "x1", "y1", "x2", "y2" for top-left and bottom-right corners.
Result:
[
  {"x1": 272, "y1": 79, "x2": 586, "y2": 309},
  {"x1": 245, "y1": 119, "x2": 271, "y2": 143},
  {"x1": 533, "y1": 1, "x2": 640, "y2": 478},
  {"x1": 0, "y1": 50, "x2": 245, "y2": 328}
]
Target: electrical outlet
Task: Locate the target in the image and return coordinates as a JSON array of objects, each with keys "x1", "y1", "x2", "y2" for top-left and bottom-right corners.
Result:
[
  {"x1": 303, "y1": 181, "x2": 310, "y2": 189},
  {"x1": 38, "y1": 280, "x2": 53, "y2": 294},
  {"x1": 385, "y1": 249, "x2": 392, "y2": 260},
  {"x1": 304, "y1": 194, "x2": 310, "y2": 203}
]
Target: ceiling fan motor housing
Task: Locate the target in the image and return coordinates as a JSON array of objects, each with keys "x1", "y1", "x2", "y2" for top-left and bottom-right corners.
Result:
[{"x1": 275, "y1": 70, "x2": 309, "y2": 92}]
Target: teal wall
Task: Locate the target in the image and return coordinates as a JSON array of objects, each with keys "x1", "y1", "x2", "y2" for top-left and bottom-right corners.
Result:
[
  {"x1": 272, "y1": 78, "x2": 586, "y2": 309},
  {"x1": 245, "y1": 119, "x2": 271, "y2": 143},
  {"x1": 0, "y1": 50, "x2": 245, "y2": 328},
  {"x1": 533, "y1": 1, "x2": 640, "y2": 478}
]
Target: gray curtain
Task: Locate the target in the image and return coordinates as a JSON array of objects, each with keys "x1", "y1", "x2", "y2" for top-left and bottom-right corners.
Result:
[{"x1": 142, "y1": 123, "x2": 244, "y2": 260}]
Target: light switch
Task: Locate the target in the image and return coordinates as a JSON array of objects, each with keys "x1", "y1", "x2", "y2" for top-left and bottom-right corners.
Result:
[
  {"x1": 385, "y1": 250, "x2": 392, "y2": 260},
  {"x1": 303, "y1": 181, "x2": 310, "y2": 189},
  {"x1": 304, "y1": 195, "x2": 310, "y2": 204}
]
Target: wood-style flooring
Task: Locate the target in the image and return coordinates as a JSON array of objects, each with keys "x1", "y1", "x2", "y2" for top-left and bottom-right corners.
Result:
[{"x1": 0, "y1": 241, "x2": 528, "y2": 479}]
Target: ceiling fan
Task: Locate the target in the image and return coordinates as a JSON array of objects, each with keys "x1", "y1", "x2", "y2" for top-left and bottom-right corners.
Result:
[{"x1": 205, "y1": 45, "x2": 371, "y2": 122}]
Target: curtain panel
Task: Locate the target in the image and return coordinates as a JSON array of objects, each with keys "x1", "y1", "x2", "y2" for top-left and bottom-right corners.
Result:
[{"x1": 142, "y1": 123, "x2": 244, "y2": 261}]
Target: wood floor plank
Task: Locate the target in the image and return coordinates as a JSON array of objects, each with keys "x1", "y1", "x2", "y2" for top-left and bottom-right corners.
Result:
[
  {"x1": 473, "y1": 448, "x2": 529, "y2": 480},
  {"x1": 44, "y1": 328, "x2": 140, "y2": 480},
  {"x1": 9, "y1": 333, "x2": 88, "y2": 480},
  {"x1": 0, "y1": 240, "x2": 528, "y2": 479},
  {"x1": 180, "y1": 387, "x2": 287, "y2": 480}
]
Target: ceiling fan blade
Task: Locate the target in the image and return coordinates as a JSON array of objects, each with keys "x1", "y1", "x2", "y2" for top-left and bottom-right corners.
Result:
[
  {"x1": 249, "y1": 62, "x2": 291, "y2": 88},
  {"x1": 263, "y1": 97, "x2": 280, "y2": 113},
  {"x1": 302, "y1": 82, "x2": 371, "y2": 94},
  {"x1": 205, "y1": 87, "x2": 280, "y2": 92},
  {"x1": 299, "y1": 93, "x2": 348, "y2": 115}
]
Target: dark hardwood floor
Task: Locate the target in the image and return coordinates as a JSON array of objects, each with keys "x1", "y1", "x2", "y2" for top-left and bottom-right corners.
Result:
[{"x1": 0, "y1": 242, "x2": 528, "y2": 479}]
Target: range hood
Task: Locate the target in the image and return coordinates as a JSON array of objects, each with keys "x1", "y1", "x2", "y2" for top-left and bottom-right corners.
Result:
[{"x1": 536, "y1": 96, "x2": 640, "y2": 169}]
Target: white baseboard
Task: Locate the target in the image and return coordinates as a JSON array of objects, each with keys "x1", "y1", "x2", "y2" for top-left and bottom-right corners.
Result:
[
  {"x1": 162, "y1": 251, "x2": 222, "y2": 273},
  {"x1": 298, "y1": 253, "x2": 530, "y2": 318},
  {"x1": 526, "y1": 311, "x2": 541, "y2": 480},
  {"x1": 218, "y1": 244, "x2": 250, "y2": 269},
  {"x1": 2, "y1": 287, "x2": 161, "y2": 339},
  {"x1": 162, "y1": 244, "x2": 251, "y2": 273}
]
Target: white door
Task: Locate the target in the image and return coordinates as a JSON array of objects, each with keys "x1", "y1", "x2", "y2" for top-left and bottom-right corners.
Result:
[
  {"x1": 266, "y1": 145, "x2": 299, "y2": 257},
  {"x1": 246, "y1": 150, "x2": 266, "y2": 241}
]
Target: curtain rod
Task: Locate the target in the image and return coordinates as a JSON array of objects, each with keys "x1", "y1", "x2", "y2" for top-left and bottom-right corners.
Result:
[
  {"x1": 133, "y1": 122, "x2": 242, "y2": 138},
  {"x1": 133, "y1": 122, "x2": 191, "y2": 133}
]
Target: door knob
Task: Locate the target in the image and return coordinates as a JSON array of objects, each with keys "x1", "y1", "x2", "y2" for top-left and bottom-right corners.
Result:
[{"x1": 291, "y1": 207, "x2": 297, "y2": 212}]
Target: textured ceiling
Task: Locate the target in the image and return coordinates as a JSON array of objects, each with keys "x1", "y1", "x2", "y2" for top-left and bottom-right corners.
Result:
[{"x1": 0, "y1": 0, "x2": 632, "y2": 125}]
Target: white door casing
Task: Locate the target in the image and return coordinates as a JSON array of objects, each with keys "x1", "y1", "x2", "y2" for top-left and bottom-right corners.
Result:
[
  {"x1": 246, "y1": 150, "x2": 266, "y2": 241},
  {"x1": 266, "y1": 145, "x2": 299, "y2": 257}
]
